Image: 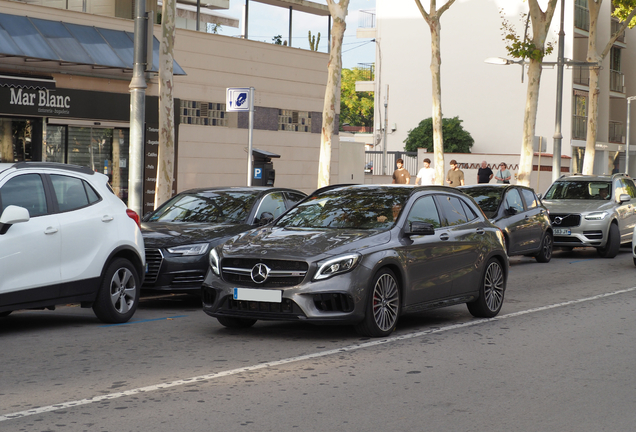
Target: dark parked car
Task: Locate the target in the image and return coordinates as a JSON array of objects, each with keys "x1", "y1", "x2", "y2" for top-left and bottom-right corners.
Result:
[
  {"x1": 459, "y1": 184, "x2": 553, "y2": 262},
  {"x1": 202, "y1": 184, "x2": 508, "y2": 337},
  {"x1": 142, "y1": 187, "x2": 307, "y2": 294}
]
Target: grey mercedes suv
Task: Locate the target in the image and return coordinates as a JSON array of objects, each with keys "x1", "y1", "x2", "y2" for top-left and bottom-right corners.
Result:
[{"x1": 542, "y1": 173, "x2": 636, "y2": 258}]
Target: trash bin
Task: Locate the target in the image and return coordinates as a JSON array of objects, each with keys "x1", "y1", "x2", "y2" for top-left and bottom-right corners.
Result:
[{"x1": 252, "y1": 148, "x2": 280, "y2": 187}]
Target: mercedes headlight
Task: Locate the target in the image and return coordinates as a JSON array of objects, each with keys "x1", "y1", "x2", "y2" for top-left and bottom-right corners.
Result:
[
  {"x1": 314, "y1": 254, "x2": 360, "y2": 281},
  {"x1": 585, "y1": 211, "x2": 608, "y2": 221},
  {"x1": 167, "y1": 243, "x2": 209, "y2": 256},
  {"x1": 209, "y1": 248, "x2": 220, "y2": 275}
]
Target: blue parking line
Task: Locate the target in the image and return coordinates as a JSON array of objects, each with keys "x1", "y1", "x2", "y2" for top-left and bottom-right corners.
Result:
[
  {"x1": 569, "y1": 259, "x2": 596, "y2": 264},
  {"x1": 101, "y1": 315, "x2": 187, "y2": 327}
]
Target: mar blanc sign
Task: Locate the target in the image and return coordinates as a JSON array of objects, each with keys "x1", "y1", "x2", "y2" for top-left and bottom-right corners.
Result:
[{"x1": 9, "y1": 87, "x2": 71, "y2": 115}]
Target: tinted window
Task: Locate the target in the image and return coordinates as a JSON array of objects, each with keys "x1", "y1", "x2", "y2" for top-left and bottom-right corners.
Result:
[
  {"x1": 0, "y1": 174, "x2": 47, "y2": 217},
  {"x1": 460, "y1": 199, "x2": 478, "y2": 221},
  {"x1": 147, "y1": 191, "x2": 258, "y2": 223},
  {"x1": 286, "y1": 192, "x2": 306, "y2": 206},
  {"x1": 460, "y1": 187, "x2": 502, "y2": 219},
  {"x1": 521, "y1": 188, "x2": 538, "y2": 209},
  {"x1": 437, "y1": 195, "x2": 468, "y2": 226},
  {"x1": 407, "y1": 195, "x2": 441, "y2": 229},
  {"x1": 505, "y1": 189, "x2": 524, "y2": 213},
  {"x1": 277, "y1": 187, "x2": 411, "y2": 230},
  {"x1": 51, "y1": 175, "x2": 90, "y2": 212},
  {"x1": 255, "y1": 192, "x2": 286, "y2": 221},
  {"x1": 545, "y1": 181, "x2": 612, "y2": 200}
]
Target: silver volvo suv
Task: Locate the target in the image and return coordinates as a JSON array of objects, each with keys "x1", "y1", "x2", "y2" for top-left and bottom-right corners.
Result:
[{"x1": 542, "y1": 173, "x2": 636, "y2": 258}]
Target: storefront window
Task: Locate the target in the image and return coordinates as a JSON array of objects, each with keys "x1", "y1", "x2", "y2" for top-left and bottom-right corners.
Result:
[
  {"x1": 0, "y1": 118, "x2": 35, "y2": 162},
  {"x1": 44, "y1": 125, "x2": 66, "y2": 163}
]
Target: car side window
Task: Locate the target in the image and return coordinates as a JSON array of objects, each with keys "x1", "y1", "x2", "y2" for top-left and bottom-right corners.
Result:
[
  {"x1": 621, "y1": 179, "x2": 636, "y2": 198},
  {"x1": 51, "y1": 174, "x2": 91, "y2": 212},
  {"x1": 256, "y1": 192, "x2": 286, "y2": 221},
  {"x1": 436, "y1": 195, "x2": 469, "y2": 226},
  {"x1": 406, "y1": 195, "x2": 441, "y2": 229},
  {"x1": 520, "y1": 188, "x2": 538, "y2": 209},
  {"x1": 505, "y1": 188, "x2": 525, "y2": 213},
  {"x1": 460, "y1": 199, "x2": 478, "y2": 221},
  {"x1": 286, "y1": 192, "x2": 306, "y2": 207},
  {"x1": 0, "y1": 174, "x2": 47, "y2": 217}
]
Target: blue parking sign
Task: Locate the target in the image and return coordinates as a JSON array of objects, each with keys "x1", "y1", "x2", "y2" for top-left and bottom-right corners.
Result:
[{"x1": 254, "y1": 168, "x2": 262, "y2": 179}]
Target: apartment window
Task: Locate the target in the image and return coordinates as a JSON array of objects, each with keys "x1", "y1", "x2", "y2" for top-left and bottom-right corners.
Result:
[
  {"x1": 575, "y1": 0, "x2": 589, "y2": 31},
  {"x1": 610, "y1": 47, "x2": 624, "y2": 92},
  {"x1": 573, "y1": 91, "x2": 588, "y2": 140}
]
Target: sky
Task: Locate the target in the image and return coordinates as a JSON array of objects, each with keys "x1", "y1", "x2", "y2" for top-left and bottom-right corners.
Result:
[{"x1": 210, "y1": 0, "x2": 376, "y2": 69}]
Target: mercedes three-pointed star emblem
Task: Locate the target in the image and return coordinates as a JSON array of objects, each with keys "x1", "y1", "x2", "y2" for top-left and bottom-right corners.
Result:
[{"x1": 250, "y1": 263, "x2": 270, "y2": 284}]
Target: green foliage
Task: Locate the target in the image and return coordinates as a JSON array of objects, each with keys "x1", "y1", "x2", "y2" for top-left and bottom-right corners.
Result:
[
  {"x1": 308, "y1": 31, "x2": 321, "y2": 51},
  {"x1": 499, "y1": 10, "x2": 553, "y2": 61},
  {"x1": 404, "y1": 117, "x2": 474, "y2": 153},
  {"x1": 612, "y1": 0, "x2": 636, "y2": 28},
  {"x1": 273, "y1": 35, "x2": 283, "y2": 45},
  {"x1": 339, "y1": 68, "x2": 374, "y2": 129}
]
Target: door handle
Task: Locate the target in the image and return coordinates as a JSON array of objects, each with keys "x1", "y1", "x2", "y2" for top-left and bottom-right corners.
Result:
[
  {"x1": 439, "y1": 233, "x2": 450, "y2": 241},
  {"x1": 44, "y1": 227, "x2": 58, "y2": 235},
  {"x1": 476, "y1": 228, "x2": 485, "y2": 235},
  {"x1": 102, "y1": 215, "x2": 114, "y2": 222}
]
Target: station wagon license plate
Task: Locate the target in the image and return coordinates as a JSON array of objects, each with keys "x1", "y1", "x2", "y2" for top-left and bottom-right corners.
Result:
[
  {"x1": 233, "y1": 288, "x2": 282, "y2": 303},
  {"x1": 554, "y1": 228, "x2": 571, "y2": 235}
]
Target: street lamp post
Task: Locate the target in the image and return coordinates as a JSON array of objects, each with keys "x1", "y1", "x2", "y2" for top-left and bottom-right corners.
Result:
[
  {"x1": 552, "y1": 0, "x2": 565, "y2": 182},
  {"x1": 627, "y1": 96, "x2": 636, "y2": 177}
]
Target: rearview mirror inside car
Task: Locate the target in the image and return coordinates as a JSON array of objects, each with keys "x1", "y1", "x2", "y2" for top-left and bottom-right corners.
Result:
[{"x1": 258, "y1": 211, "x2": 274, "y2": 226}]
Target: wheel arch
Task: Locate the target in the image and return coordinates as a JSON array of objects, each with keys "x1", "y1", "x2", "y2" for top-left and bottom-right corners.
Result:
[{"x1": 102, "y1": 246, "x2": 145, "y2": 285}]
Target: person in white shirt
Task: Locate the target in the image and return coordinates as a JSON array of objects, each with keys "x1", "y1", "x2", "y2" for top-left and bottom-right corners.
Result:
[{"x1": 415, "y1": 158, "x2": 435, "y2": 185}]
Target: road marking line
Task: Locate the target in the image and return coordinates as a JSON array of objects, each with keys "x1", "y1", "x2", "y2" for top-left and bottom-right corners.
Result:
[{"x1": 2, "y1": 286, "x2": 635, "y2": 422}]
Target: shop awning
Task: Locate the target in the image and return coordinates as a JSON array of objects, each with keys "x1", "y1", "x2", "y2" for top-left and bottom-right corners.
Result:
[
  {"x1": 0, "y1": 13, "x2": 186, "y2": 75},
  {"x1": 0, "y1": 73, "x2": 56, "y2": 90}
]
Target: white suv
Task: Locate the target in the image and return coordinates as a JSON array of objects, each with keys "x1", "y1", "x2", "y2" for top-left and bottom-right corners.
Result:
[{"x1": 0, "y1": 162, "x2": 145, "y2": 323}]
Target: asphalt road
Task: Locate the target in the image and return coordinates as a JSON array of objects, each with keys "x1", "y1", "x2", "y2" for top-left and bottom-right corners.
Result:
[{"x1": 1, "y1": 246, "x2": 636, "y2": 431}]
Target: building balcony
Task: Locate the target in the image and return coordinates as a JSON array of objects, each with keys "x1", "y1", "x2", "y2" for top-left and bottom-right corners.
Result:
[
  {"x1": 573, "y1": 115, "x2": 587, "y2": 140},
  {"x1": 610, "y1": 70, "x2": 625, "y2": 93},
  {"x1": 355, "y1": 63, "x2": 375, "y2": 92},
  {"x1": 609, "y1": 121, "x2": 624, "y2": 143},
  {"x1": 573, "y1": 66, "x2": 590, "y2": 87},
  {"x1": 357, "y1": 9, "x2": 376, "y2": 38}
]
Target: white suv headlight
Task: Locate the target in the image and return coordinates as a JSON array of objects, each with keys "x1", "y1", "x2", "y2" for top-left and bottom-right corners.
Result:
[
  {"x1": 167, "y1": 243, "x2": 209, "y2": 256},
  {"x1": 585, "y1": 211, "x2": 608, "y2": 221},
  {"x1": 314, "y1": 254, "x2": 360, "y2": 281},
  {"x1": 209, "y1": 248, "x2": 220, "y2": 275}
]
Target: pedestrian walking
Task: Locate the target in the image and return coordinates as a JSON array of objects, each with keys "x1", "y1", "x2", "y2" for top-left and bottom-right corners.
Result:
[
  {"x1": 415, "y1": 158, "x2": 435, "y2": 185},
  {"x1": 392, "y1": 158, "x2": 411, "y2": 184},
  {"x1": 446, "y1": 159, "x2": 464, "y2": 187}
]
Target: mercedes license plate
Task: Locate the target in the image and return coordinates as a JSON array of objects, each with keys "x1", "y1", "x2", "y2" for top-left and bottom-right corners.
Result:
[{"x1": 233, "y1": 288, "x2": 282, "y2": 303}]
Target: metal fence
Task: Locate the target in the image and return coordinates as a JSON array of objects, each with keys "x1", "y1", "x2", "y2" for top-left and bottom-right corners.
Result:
[
  {"x1": 358, "y1": 10, "x2": 376, "y2": 29},
  {"x1": 365, "y1": 151, "x2": 418, "y2": 176}
]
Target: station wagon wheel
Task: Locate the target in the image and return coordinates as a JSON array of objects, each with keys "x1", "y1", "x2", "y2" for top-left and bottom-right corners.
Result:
[
  {"x1": 217, "y1": 316, "x2": 257, "y2": 329},
  {"x1": 92, "y1": 258, "x2": 140, "y2": 324},
  {"x1": 355, "y1": 268, "x2": 400, "y2": 337},
  {"x1": 535, "y1": 232, "x2": 553, "y2": 263},
  {"x1": 467, "y1": 258, "x2": 505, "y2": 318}
]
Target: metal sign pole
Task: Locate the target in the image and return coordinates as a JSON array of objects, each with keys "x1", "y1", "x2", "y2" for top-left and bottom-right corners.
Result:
[{"x1": 247, "y1": 87, "x2": 254, "y2": 186}]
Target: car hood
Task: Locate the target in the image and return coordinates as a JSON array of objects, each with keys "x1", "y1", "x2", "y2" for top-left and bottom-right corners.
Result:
[
  {"x1": 141, "y1": 222, "x2": 252, "y2": 248},
  {"x1": 542, "y1": 200, "x2": 616, "y2": 214},
  {"x1": 220, "y1": 226, "x2": 391, "y2": 260}
]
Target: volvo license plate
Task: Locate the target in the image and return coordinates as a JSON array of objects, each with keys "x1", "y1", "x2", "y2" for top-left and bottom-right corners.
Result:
[{"x1": 554, "y1": 228, "x2": 571, "y2": 235}]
